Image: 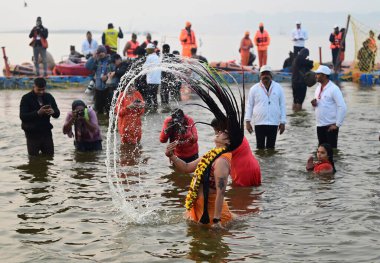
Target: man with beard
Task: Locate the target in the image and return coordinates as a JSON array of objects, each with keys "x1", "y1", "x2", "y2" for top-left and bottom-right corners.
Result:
[{"x1": 244, "y1": 66, "x2": 286, "y2": 149}]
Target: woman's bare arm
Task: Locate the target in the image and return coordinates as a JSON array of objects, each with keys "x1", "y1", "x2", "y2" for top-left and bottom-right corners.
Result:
[{"x1": 213, "y1": 157, "x2": 230, "y2": 221}]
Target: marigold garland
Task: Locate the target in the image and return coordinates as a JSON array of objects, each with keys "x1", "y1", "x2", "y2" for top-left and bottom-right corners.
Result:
[{"x1": 185, "y1": 147, "x2": 226, "y2": 210}]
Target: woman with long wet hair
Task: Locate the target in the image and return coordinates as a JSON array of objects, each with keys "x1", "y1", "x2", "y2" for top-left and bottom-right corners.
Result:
[
  {"x1": 306, "y1": 143, "x2": 336, "y2": 174},
  {"x1": 165, "y1": 62, "x2": 245, "y2": 228}
]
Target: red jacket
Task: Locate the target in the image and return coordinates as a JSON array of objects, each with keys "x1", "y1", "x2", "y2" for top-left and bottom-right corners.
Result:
[{"x1": 160, "y1": 115, "x2": 198, "y2": 158}]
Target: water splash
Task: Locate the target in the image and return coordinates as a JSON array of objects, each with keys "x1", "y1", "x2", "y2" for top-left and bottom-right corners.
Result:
[{"x1": 106, "y1": 54, "x2": 241, "y2": 225}]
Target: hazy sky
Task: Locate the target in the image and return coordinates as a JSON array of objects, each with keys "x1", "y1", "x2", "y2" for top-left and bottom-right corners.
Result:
[{"x1": 1, "y1": 0, "x2": 378, "y2": 33}]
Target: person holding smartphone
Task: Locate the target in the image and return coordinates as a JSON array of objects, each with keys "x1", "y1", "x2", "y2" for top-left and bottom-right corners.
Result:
[{"x1": 20, "y1": 77, "x2": 60, "y2": 156}]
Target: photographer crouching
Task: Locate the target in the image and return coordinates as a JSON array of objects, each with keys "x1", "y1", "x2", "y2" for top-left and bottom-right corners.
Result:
[
  {"x1": 159, "y1": 109, "x2": 199, "y2": 163},
  {"x1": 63, "y1": 100, "x2": 102, "y2": 152}
]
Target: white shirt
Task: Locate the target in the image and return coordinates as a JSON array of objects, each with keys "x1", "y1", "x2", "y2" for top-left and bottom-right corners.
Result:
[
  {"x1": 314, "y1": 80, "x2": 347, "y2": 127},
  {"x1": 143, "y1": 53, "x2": 161, "y2": 84},
  {"x1": 244, "y1": 80, "x2": 287, "y2": 125},
  {"x1": 292, "y1": 28, "x2": 308, "y2": 47},
  {"x1": 81, "y1": 39, "x2": 99, "y2": 56}
]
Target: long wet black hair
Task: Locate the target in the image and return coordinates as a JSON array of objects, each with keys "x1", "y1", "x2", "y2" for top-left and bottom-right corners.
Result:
[
  {"x1": 185, "y1": 62, "x2": 245, "y2": 152},
  {"x1": 319, "y1": 143, "x2": 336, "y2": 173}
]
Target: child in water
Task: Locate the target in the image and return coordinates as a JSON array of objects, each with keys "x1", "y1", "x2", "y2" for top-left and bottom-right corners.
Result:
[{"x1": 306, "y1": 143, "x2": 336, "y2": 174}]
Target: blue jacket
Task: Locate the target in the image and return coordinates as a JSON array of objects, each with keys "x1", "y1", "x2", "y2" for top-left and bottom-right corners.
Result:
[{"x1": 85, "y1": 56, "x2": 111, "y2": 90}]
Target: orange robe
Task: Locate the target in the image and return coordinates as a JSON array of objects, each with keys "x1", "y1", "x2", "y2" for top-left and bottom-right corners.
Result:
[
  {"x1": 187, "y1": 153, "x2": 233, "y2": 225},
  {"x1": 240, "y1": 37, "x2": 253, "y2": 66},
  {"x1": 179, "y1": 29, "x2": 197, "y2": 57},
  {"x1": 115, "y1": 91, "x2": 145, "y2": 144}
]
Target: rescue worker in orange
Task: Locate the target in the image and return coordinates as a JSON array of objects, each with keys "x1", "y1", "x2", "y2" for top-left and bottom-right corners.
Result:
[
  {"x1": 254, "y1": 22, "x2": 271, "y2": 68},
  {"x1": 329, "y1": 25, "x2": 342, "y2": 71},
  {"x1": 179, "y1": 21, "x2": 197, "y2": 58},
  {"x1": 115, "y1": 84, "x2": 145, "y2": 145},
  {"x1": 123, "y1": 33, "x2": 139, "y2": 59},
  {"x1": 240, "y1": 31, "x2": 254, "y2": 66}
]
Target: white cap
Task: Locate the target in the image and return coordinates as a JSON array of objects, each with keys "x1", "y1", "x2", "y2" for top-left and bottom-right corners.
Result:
[
  {"x1": 145, "y1": 43, "x2": 155, "y2": 49},
  {"x1": 296, "y1": 21, "x2": 301, "y2": 24},
  {"x1": 314, "y1": 65, "x2": 331, "y2": 75},
  {"x1": 260, "y1": 65, "x2": 272, "y2": 74},
  {"x1": 333, "y1": 25, "x2": 339, "y2": 29}
]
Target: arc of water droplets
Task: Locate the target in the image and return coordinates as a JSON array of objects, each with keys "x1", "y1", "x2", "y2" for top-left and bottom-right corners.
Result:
[{"x1": 105, "y1": 55, "x2": 240, "y2": 225}]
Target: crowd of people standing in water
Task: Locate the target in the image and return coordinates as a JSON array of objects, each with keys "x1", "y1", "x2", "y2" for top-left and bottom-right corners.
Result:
[{"x1": 21, "y1": 16, "x2": 357, "y2": 229}]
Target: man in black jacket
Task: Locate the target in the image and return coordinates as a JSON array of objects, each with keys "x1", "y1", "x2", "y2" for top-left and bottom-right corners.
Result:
[{"x1": 20, "y1": 78, "x2": 60, "y2": 156}]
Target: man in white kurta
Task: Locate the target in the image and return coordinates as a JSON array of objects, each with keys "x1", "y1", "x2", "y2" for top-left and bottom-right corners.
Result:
[
  {"x1": 143, "y1": 43, "x2": 161, "y2": 112},
  {"x1": 311, "y1": 65, "x2": 347, "y2": 148},
  {"x1": 292, "y1": 21, "x2": 308, "y2": 56},
  {"x1": 245, "y1": 66, "x2": 287, "y2": 149}
]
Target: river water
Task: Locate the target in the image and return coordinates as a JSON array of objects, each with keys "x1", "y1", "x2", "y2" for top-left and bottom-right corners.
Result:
[{"x1": 1, "y1": 81, "x2": 380, "y2": 262}]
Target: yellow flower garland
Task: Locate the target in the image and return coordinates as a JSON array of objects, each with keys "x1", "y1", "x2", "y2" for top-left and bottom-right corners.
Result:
[{"x1": 185, "y1": 147, "x2": 226, "y2": 210}]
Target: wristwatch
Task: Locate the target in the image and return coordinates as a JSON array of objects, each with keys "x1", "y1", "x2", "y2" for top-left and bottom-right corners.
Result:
[{"x1": 212, "y1": 218, "x2": 221, "y2": 224}]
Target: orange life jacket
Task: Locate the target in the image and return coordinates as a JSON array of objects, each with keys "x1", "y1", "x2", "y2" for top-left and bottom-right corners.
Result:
[
  {"x1": 254, "y1": 30, "x2": 270, "y2": 51},
  {"x1": 330, "y1": 32, "x2": 342, "y2": 49},
  {"x1": 179, "y1": 29, "x2": 197, "y2": 57},
  {"x1": 126, "y1": 40, "x2": 139, "y2": 58},
  {"x1": 179, "y1": 29, "x2": 196, "y2": 46}
]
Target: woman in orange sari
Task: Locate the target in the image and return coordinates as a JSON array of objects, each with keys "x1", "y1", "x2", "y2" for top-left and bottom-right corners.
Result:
[
  {"x1": 240, "y1": 31, "x2": 253, "y2": 66},
  {"x1": 164, "y1": 61, "x2": 245, "y2": 228},
  {"x1": 166, "y1": 128, "x2": 233, "y2": 227},
  {"x1": 115, "y1": 85, "x2": 145, "y2": 144}
]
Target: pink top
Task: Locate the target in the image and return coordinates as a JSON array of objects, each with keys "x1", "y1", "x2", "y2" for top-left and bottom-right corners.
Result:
[{"x1": 63, "y1": 107, "x2": 101, "y2": 142}]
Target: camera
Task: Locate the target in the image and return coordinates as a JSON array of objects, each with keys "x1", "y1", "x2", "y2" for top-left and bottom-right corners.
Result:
[{"x1": 77, "y1": 110, "x2": 85, "y2": 117}]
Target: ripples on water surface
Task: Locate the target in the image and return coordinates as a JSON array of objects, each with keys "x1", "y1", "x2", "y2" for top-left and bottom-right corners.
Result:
[{"x1": 0, "y1": 83, "x2": 380, "y2": 262}]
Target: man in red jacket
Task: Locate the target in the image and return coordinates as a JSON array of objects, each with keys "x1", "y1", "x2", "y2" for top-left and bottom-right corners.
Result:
[{"x1": 159, "y1": 109, "x2": 199, "y2": 162}]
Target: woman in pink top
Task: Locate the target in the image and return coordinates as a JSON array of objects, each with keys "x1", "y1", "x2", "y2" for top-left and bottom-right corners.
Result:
[{"x1": 63, "y1": 100, "x2": 102, "y2": 151}]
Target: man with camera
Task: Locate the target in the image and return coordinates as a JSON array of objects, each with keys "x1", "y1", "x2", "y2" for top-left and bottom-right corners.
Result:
[
  {"x1": 63, "y1": 100, "x2": 102, "y2": 152},
  {"x1": 20, "y1": 77, "x2": 60, "y2": 156},
  {"x1": 29, "y1": 17, "x2": 49, "y2": 76},
  {"x1": 85, "y1": 45, "x2": 112, "y2": 115},
  {"x1": 159, "y1": 109, "x2": 199, "y2": 163}
]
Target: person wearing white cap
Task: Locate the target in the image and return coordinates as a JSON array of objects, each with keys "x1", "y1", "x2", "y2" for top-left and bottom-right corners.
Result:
[
  {"x1": 142, "y1": 43, "x2": 161, "y2": 112},
  {"x1": 244, "y1": 65, "x2": 287, "y2": 149},
  {"x1": 329, "y1": 25, "x2": 342, "y2": 71},
  {"x1": 292, "y1": 21, "x2": 308, "y2": 56},
  {"x1": 311, "y1": 65, "x2": 347, "y2": 149}
]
